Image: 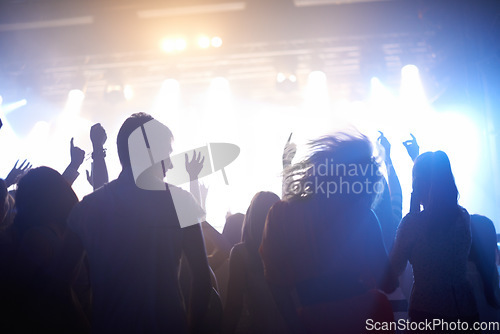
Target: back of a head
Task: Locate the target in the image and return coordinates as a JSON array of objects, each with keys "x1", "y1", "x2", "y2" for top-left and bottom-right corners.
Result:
[
  {"x1": 413, "y1": 150, "x2": 458, "y2": 215},
  {"x1": 117, "y1": 112, "x2": 163, "y2": 168},
  {"x1": 241, "y1": 191, "x2": 280, "y2": 251},
  {"x1": 14, "y1": 167, "x2": 78, "y2": 233},
  {"x1": 285, "y1": 132, "x2": 383, "y2": 209},
  {"x1": 222, "y1": 213, "x2": 245, "y2": 247}
]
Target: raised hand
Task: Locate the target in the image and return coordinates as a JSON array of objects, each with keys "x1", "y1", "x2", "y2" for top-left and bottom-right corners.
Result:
[
  {"x1": 403, "y1": 133, "x2": 420, "y2": 162},
  {"x1": 5, "y1": 159, "x2": 32, "y2": 187},
  {"x1": 90, "y1": 123, "x2": 107, "y2": 149},
  {"x1": 70, "y1": 138, "x2": 85, "y2": 169},
  {"x1": 283, "y1": 132, "x2": 297, "y2": 168},
  {"x1": 199, "y1": 182, "x2": 209, "y2": 210},
  {"x1": 185, "y1": 150, "x2": 205, "y2": 181},
  {"x1": 377, "y1": 131, "x2": 391, "y2": 162}
]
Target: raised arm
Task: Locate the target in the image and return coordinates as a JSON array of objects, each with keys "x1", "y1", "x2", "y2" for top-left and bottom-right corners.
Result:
[
  {"x1": 403, "y1": 133, "x2": 420, "y2": 162},
  {"x1": 185, "y1": 150, "x2": 205, "y2": 206},
  {"x1": 5, "y1": 159, "x2": 31, "y2": 188},
  {"x1": 378, "y1": 132, "x2": 403, "y2": 224},
  {"x1": 62, "y1": 138, "x2": 84, "y2": 186},
  {"x1": 86, "y1": 123, "x2": 108, "y2": 190}
]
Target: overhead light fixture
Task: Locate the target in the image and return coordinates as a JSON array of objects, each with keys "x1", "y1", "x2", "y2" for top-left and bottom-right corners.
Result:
[
  {"x1": 0, "y1": 16, "x2": 93, "y2": 32},
  {"x1": 138, "y1": 2, "x2": 246, "y2": 19},
  {"x1": 211, "y1": 37, "x2": 223, "y2": 48}
]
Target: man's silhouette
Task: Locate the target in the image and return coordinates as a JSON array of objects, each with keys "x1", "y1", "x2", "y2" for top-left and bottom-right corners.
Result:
[{"x1": 68, "y1": 113, "x2": 211, "y2": 333}]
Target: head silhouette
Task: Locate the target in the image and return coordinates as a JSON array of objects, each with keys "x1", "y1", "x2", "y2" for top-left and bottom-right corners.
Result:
[
  {"x1": 14, "y1": 167, "x2": 78, "y2": 234},
  {"x1": 117, "y1": 112, "x2": 173, "y2": 169},
  {"x1": 241, "y1": 191, "x2": 280, "y2": 252},
  {"x1": 285, "y1": 132, "x2": 383, "y2": 209},
  {"x1": 412, "y1": 150, "x2": 458, "y2": 212},
  {"x1": 222, "y1": 213, "x2": 245, "y2": 247}
]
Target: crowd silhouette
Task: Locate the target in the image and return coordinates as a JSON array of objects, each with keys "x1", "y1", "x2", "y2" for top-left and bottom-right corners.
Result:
[{"x1": 0, "y1": 112, "x2": 498, "y2": 334}]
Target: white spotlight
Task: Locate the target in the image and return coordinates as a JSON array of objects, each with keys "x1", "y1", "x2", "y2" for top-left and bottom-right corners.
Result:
[
  {"x1": 400, "y1": 64, "x2": 428, "y2": 111},
  {"x1": 305, "y1": 71, "x2": 329, "y2": 111},
  {"x1": 124, "y1": 85, "x2": 134, "y2": 101},
  {"x1": 64, "y1": 89, "x2": 85, "y2": 115},
  {"x1": 175, "y1": 38, "x2": 187, "y2": 51},
  {"x1": 276, "y1": 72, "x2": 286, "y2": 83},
  {"x1": 401, "y1": 64, "x2": 419, "y2": 77},
  {"x1": 161, "y1": 38, "x2": 176, "y2": 53},
  {"x1": 152, "y1": 79, "x2": 181, "y2": 123},
  {"x1": 211, "y1": 36, "x2": 223, "y2": 48},
  {"x1": 1, "y1": 99, "x2": 28, "y2": 115}
]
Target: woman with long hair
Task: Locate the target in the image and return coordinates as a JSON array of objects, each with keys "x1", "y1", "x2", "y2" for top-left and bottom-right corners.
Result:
[
  {"x1": 4, "y1": 167, "x2": 88, "y2": 333},
  {"x1": 222, "y1": 191, "x2": 287, "y2": 334},
  {"x1": 260, "y1": 133, "x2": 397, "y2": 334},
  {"x1": 391, "y1": 151, "x2": 479, "y2": 330}
]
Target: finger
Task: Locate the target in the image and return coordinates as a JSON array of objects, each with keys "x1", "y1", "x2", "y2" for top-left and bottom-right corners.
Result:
[
  {"x1": 13, "y1": 159, "x2": 19, "y2": 169},
  {"x1": 200, "y1": 156, "x2": 205, "y2": 165},
  {"x1": 185, "y1": 153, "x2": 189, "y2": 165},
  {"x1": 197, "y1": 151, "x2": 202, "y2": 162},
  {"x1": 287, "y1": 132, "x2": 293, "y2": 144},
  {"x1": 378, "y1": 130, "x2": 384, "y2": 137},
  {"x1": 192, "y1": 150, "x2": 196, "y2": 161},
  {"x1": 403, "y1": 140, "x2": 412, "y2": 147},
  {"x1": 19, "y1": 159, "x2": 27, "y2": 169},
  {"x1": 410, "y1": 133, "x2": 416, "y2": 141},
  {"x1": 71, "y1": 137, "x2": 75, "y2": 149}
]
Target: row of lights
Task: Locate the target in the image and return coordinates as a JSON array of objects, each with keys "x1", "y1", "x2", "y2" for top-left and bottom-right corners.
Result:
[{"x1": 160, "y1": 36, "x2": 223, "y2": 53}]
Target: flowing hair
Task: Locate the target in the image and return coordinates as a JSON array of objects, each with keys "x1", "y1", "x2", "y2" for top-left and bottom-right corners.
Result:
[
  {"x1": 13, "y1": 167, "x2": 78, "y2": 236},
  {"x1": 412, "y1": 151, "x2": 459, "y2": 223},
  {"x1": 283, "y1": 132, "x2": 383, "y2": 209}
]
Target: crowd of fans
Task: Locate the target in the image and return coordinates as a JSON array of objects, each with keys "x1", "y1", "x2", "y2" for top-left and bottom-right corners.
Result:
[{"x1": 0, "y1": 112, "x2": 498, "y2": 333}]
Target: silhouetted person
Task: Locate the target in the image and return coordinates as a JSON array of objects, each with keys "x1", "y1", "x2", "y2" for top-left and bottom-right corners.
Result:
[
  {"x1": 391, "y1": 151, "x2": 479, "y2": 332},
  {"x1": 261, "y1": 133, "x2": 397, "y2": 334},
  {"x1": 468, "y1": 214, "x2": 500, "y2": 332},
  {"x1": 222, "y1": 191, "x2": 287, "y2": 334},
  {"x1": 67, "y1": 113, "x2": 211, "y2": 333},
  {"x1": 2, "y1": 167, "x2": 88, "y2": 333}
]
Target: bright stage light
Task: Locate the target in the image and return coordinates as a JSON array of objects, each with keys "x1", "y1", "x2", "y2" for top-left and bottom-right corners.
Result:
[
  {"x1": 175, "y1": 38, "x2": 187, "y2": 51},
  {"x1": 64, "y1": 89, "x2": 85, "y2": 115},
  {"x1": 151, "y1": 79, "x2": 181, "y2": 124},
  {"x1": 400, "y1": 65, "x2": 427, "y2": 105},
  {"x1": 276, "y1": 72, "x2": 286, "y2": 83},
  {"x1": 123, "y1": 85, "x2": 134, "y2": 101},
  {"x1": 198, "y1": 36, "x2": 211, "y2": 49},
  {"x1": 305, "y1": 71, "x2": 329, "y2": 111},
  {"x1": 211, "y1": 36, "x2": 223, "y2": 48},
  {"x1": 25, "y1": 121, "x2": 50, "y2": 166},
  {"x1": 0, "y1": 99, "x2": 27, "y2": 115},
  {"x1": 161, "y1": 38, "x2": 176, "y2": 53}
]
